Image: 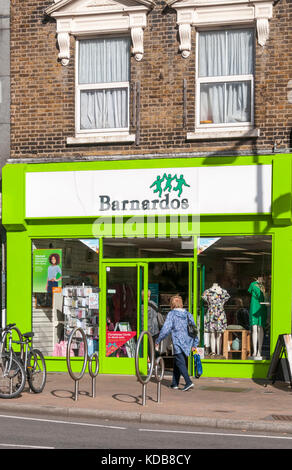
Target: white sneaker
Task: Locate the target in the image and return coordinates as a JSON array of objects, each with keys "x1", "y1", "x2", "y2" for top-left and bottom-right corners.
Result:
[{"x1": 182, "y1": 383, "x2": 194, "y2": 392}]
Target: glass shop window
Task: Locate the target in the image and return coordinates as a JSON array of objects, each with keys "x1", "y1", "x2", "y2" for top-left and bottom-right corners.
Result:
[
  {"x1": 197, "y1": 236, "x2": 272, "y2": 361},
  {"x1": 32, "y1": 239, "x2": 100, "y2": 357}
]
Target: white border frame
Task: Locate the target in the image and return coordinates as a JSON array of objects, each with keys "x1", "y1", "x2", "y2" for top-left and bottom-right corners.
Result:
[
  {"x1": 75, "y1": 36, "x2": 131, "y2": 137},
  {"x1": 195, "y1": 26, "x2": 255, "y2": 132}
]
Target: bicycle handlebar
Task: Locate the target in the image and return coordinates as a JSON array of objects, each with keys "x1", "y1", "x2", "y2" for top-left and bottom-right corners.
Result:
[{"x1": 0, "y1": 323, "x2": 16, "y2": 333}]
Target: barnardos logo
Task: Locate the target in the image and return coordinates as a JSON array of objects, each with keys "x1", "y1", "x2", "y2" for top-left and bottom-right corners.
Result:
[
  {"x1": 98, "y1": 173, "x2": 191, "y2": 212},
  {"x1": 150, "y1": 173, "x2": 190, "y2": 198}
]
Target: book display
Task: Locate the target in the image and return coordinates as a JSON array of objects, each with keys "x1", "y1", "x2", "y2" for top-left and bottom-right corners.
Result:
[{"x1": 53, "y1": 285, "x2": 99, "y2": 357}]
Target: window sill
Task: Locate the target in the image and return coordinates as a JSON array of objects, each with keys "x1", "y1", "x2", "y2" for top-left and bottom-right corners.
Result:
[
  {"x1": 186, "y1": 128, "x2": 260, "y2": 141},
  {"x1": 67, "y1": 134, "x2": 136, "y2": 145}
]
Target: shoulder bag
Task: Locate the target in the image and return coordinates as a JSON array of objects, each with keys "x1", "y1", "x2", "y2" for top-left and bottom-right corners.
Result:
[{"x1": 187, "y1": 314, "x2": 198, "y2": 339}]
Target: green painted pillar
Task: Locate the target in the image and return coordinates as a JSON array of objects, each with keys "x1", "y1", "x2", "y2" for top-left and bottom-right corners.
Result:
[{"x1": 6, "y1": 230, "x2": 32, "y2": 335}]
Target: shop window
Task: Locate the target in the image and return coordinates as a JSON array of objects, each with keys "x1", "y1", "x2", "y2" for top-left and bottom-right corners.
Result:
[
  {"x1": 198, "y1": 236, "x2": 272, "y2": 361},
  {"x1": 76, "y1": 37, "x2": 130, "y2": 135},
  {"x1": 103, "y1": 237, "x2": 194, "y2": 258},
  {"x1": 196, "y1": 28, "x2": 254, "y2": 130},
  {"x1": 32, "y1": 239, "x2": 99, "y2": 358}
]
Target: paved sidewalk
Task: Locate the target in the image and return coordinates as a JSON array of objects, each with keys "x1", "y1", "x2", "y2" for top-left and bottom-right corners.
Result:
[{"x1": 1, "y1": 372, "x2": 292, "y2": 434}]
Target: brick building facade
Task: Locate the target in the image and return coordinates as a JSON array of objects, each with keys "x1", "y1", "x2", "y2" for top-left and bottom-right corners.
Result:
[
  {"x1": 9, "y1": 0, "x2": 292, "y2": 161},
  {"x1": 0, "y1": 0, "x2": 10, "y2": 169},
  {"x1": 2, "y1": 0, "x2": 292, "y2": 378}
]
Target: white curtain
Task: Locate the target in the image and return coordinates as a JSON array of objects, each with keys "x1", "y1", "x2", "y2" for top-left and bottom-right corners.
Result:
[
  {"x1": 79, "y1": 38, "x2": 130, "y2": 130},
  {"x1": 199, "y1": 29, "x2": 253, "y2": 124}
]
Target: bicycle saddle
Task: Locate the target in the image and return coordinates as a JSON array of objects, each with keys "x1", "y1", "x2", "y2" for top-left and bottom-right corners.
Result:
[{"x1": 22, "y1": 332, "x2": 34, "y2": 339}]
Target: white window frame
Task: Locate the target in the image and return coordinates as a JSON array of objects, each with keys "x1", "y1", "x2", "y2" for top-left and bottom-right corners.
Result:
[
  {"x1": 195, "y1": 26, "x2": 255, "y2": 133},
  {"x1": 75, "y1": 36, "x2": 131, "y2": 138}
]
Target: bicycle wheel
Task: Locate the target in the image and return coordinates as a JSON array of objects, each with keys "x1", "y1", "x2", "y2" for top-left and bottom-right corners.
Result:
[
  {"x1": 0, "y1": 353, "x2": 26, "y2": 399},
  {"x1": 27, "y1": 349, "x2": 47, "y2": 393}
]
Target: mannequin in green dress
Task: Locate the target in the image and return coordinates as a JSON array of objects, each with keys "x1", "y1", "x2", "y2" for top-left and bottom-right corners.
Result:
[{"x1": 248, "y1": 276, "x2": 267, "y2": 360}]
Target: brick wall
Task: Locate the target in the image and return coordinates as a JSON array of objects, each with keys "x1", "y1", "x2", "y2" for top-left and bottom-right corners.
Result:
[
  {"x1": 10, "y1": 0, "x2": 292, "y2": 160},
  {"x1": 0, "y1": 0, "x2": 10, "y2": 169}
]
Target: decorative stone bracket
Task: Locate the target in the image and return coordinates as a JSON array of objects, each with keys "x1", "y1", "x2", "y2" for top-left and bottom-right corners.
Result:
[
  {"x1": 169, "y1": 0, "x2": 274, "y2": 58},
  {"x1": 178, "y1": 23, "x2": 191, "y2": 59},
  {"x1": 57, "y1": 32, "x2": 70, "y2": 66},
  {"x1": 255, "y1": 3, "x2": 273, "y2": 47},
  {"x1": 129, "y1": 14, "x2": 147, "y2": 62},
  {"x1": 130, "y1": 27, "x2": 144, "y2": 62}
]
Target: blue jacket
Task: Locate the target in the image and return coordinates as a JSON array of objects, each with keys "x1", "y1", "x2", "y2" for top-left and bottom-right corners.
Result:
[{"x1": 155, "y1": 309, "x2": 199, "y2": 357}]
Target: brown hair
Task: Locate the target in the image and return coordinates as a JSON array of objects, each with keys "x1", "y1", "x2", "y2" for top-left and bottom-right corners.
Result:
[
  {"x1": 170, "y1": 295, "x2": 183, "y2": 309},
  {"x1": 49, "y1": 253, "x2": 60, "y2": 265}
]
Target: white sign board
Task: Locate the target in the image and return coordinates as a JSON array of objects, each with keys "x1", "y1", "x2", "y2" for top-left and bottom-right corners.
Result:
[{"x1": 25, "y1": 165, "x2": 272, "y2": 218}]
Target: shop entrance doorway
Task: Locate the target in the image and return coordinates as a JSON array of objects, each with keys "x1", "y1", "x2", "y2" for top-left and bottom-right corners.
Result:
[
  {"x1": 102, "y1": 260, "x2": 195, "y2": 374},
  {"x1": 102, "y1": 262, "x2": 147, "y2": 374},
  {"x1": 147, "y1": 261, "x2": 194, "y2": 371}
]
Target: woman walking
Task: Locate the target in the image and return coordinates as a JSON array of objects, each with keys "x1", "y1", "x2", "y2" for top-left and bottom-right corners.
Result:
[{"x1": 155, "y1": 295, "x2": 199, "y2": 391}]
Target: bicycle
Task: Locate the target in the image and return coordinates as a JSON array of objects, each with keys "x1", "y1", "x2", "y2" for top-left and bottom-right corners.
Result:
[
  {"x1": 0, "y1": 323, "x2": 26, "y2": 399},
  {"x1": 20, "y1": 331, "x2": 47, "y2": 394},
  {"x1": 0, "y1": 324, "x2": 47, "y2": 398}
]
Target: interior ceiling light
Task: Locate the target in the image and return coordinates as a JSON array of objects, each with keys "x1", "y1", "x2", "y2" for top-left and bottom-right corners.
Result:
[
  {"x1": 230, "y1": 259, "x2": 255, "y2": 264},
  {"x1": 104, "y1": 242, "x2": 137, "y2": 247},
  {"x1": 213, "y1": 247, "x2": 247, "y2": 251},
  {"x1": 224, "y1": 257, "x2": 254, "y2": 261},
  {"x1": 156, "y1": 239, "x2": 177, "y2": 242},
  {"x1": 181, "y1": 241, "x2": 194, "y2": 249},
  {"x1": 142, "y1": 248, "x2": 173, "y2": 252}
]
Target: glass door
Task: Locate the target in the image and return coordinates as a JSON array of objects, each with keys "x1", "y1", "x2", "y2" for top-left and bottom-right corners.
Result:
[
  {"x1": 101, "y1": 263, "x2": 148, "y2": 374},
  {"x1": 197, "y1": 264, "x2": 205, "y2": 347}
]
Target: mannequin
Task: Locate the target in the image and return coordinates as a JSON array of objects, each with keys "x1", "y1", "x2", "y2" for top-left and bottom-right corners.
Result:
[
  {"x1": 251, "y1": 325, "x2": 264, "y2": 360},
  {"x1": 202, "y1": 283, "x2": 230, "y2": 356},
  {"x1": 248, "y1": 276, "x2": 267, "y2": 360},
  {"x1": 210, "y1": 330, "x2": 223, "y2": 356},
  {"x1": 211, "y1": 283, "x2": 222, "y2": 294}
]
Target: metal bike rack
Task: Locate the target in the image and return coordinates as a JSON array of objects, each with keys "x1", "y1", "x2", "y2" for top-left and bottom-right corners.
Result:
[
  {"x1": 88, "y1": 351, "x2": 99, "y2": 398},
  {"x1": 135, "y1": 331, "x2": 165, "y2": 406},
  {"x1": 0, "y1": 325, "x2": 24, "y2": 360},
  {"x1": 0, "y1": 324, "x2": 25, "y2": 397},
  {"x1": 66, "y1": 327, "x2": 88, "y2": 401},
  {"x1": 154, "y1": 355, "x2": 165, "y2": 404},
  {"x1": 12, "y1": 326, "x2": 24, "y2": 357}
]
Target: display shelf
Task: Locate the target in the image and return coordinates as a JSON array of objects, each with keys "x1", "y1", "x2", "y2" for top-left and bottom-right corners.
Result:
[
  {"x1": 223, "y1": 329, "x2": 251, "y2": 360},
  {"x1": 61, "y1": 285, "x2": 99, "y2": 349}
]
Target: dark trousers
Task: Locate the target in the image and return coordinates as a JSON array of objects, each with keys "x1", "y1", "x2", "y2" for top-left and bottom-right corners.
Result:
[
  {"x1": 152, "y1": 334, "x2": 159, "y2": 343},
  {"x1": 172, "y1": 352, "x2": 192, "y2": 387},
  {"x1": 47, "y1": 280, "x2": 58, "y2": 293}
]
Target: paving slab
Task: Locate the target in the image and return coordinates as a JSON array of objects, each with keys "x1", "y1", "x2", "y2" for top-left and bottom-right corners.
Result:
[{"x1": 1, "y1": 372, "x2": 292, "y2": 434}]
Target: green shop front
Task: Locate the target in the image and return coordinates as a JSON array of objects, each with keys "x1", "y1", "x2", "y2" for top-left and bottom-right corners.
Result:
[{"x1": 2, "y1": 154, "x2": 292, "y2": 379}]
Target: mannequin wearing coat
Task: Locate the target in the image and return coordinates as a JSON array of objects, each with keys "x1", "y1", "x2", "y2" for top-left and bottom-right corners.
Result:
[
  {"x1": 202, "y1": 283, "x2": 230, "y2": 356},
  {"x1": 248, "y1": 276, "x2": 267, "y2": 360}
]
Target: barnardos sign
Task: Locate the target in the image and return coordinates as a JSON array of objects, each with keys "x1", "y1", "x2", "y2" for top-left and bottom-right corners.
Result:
[
  {"x1": 25, "y1": 165, "x2": 272, "y2": 218},
  {"x1": 99, "y1": 193, "x2": 189, "y2": 212}
]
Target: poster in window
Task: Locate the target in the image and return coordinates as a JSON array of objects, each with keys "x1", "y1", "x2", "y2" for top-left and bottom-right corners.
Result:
[
  {"x1": 106, "y1": 331, "x2": 136, "y2": 357},
  {"x1": 33, "y1": 249, "x2": 63, "y2": 293}
]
